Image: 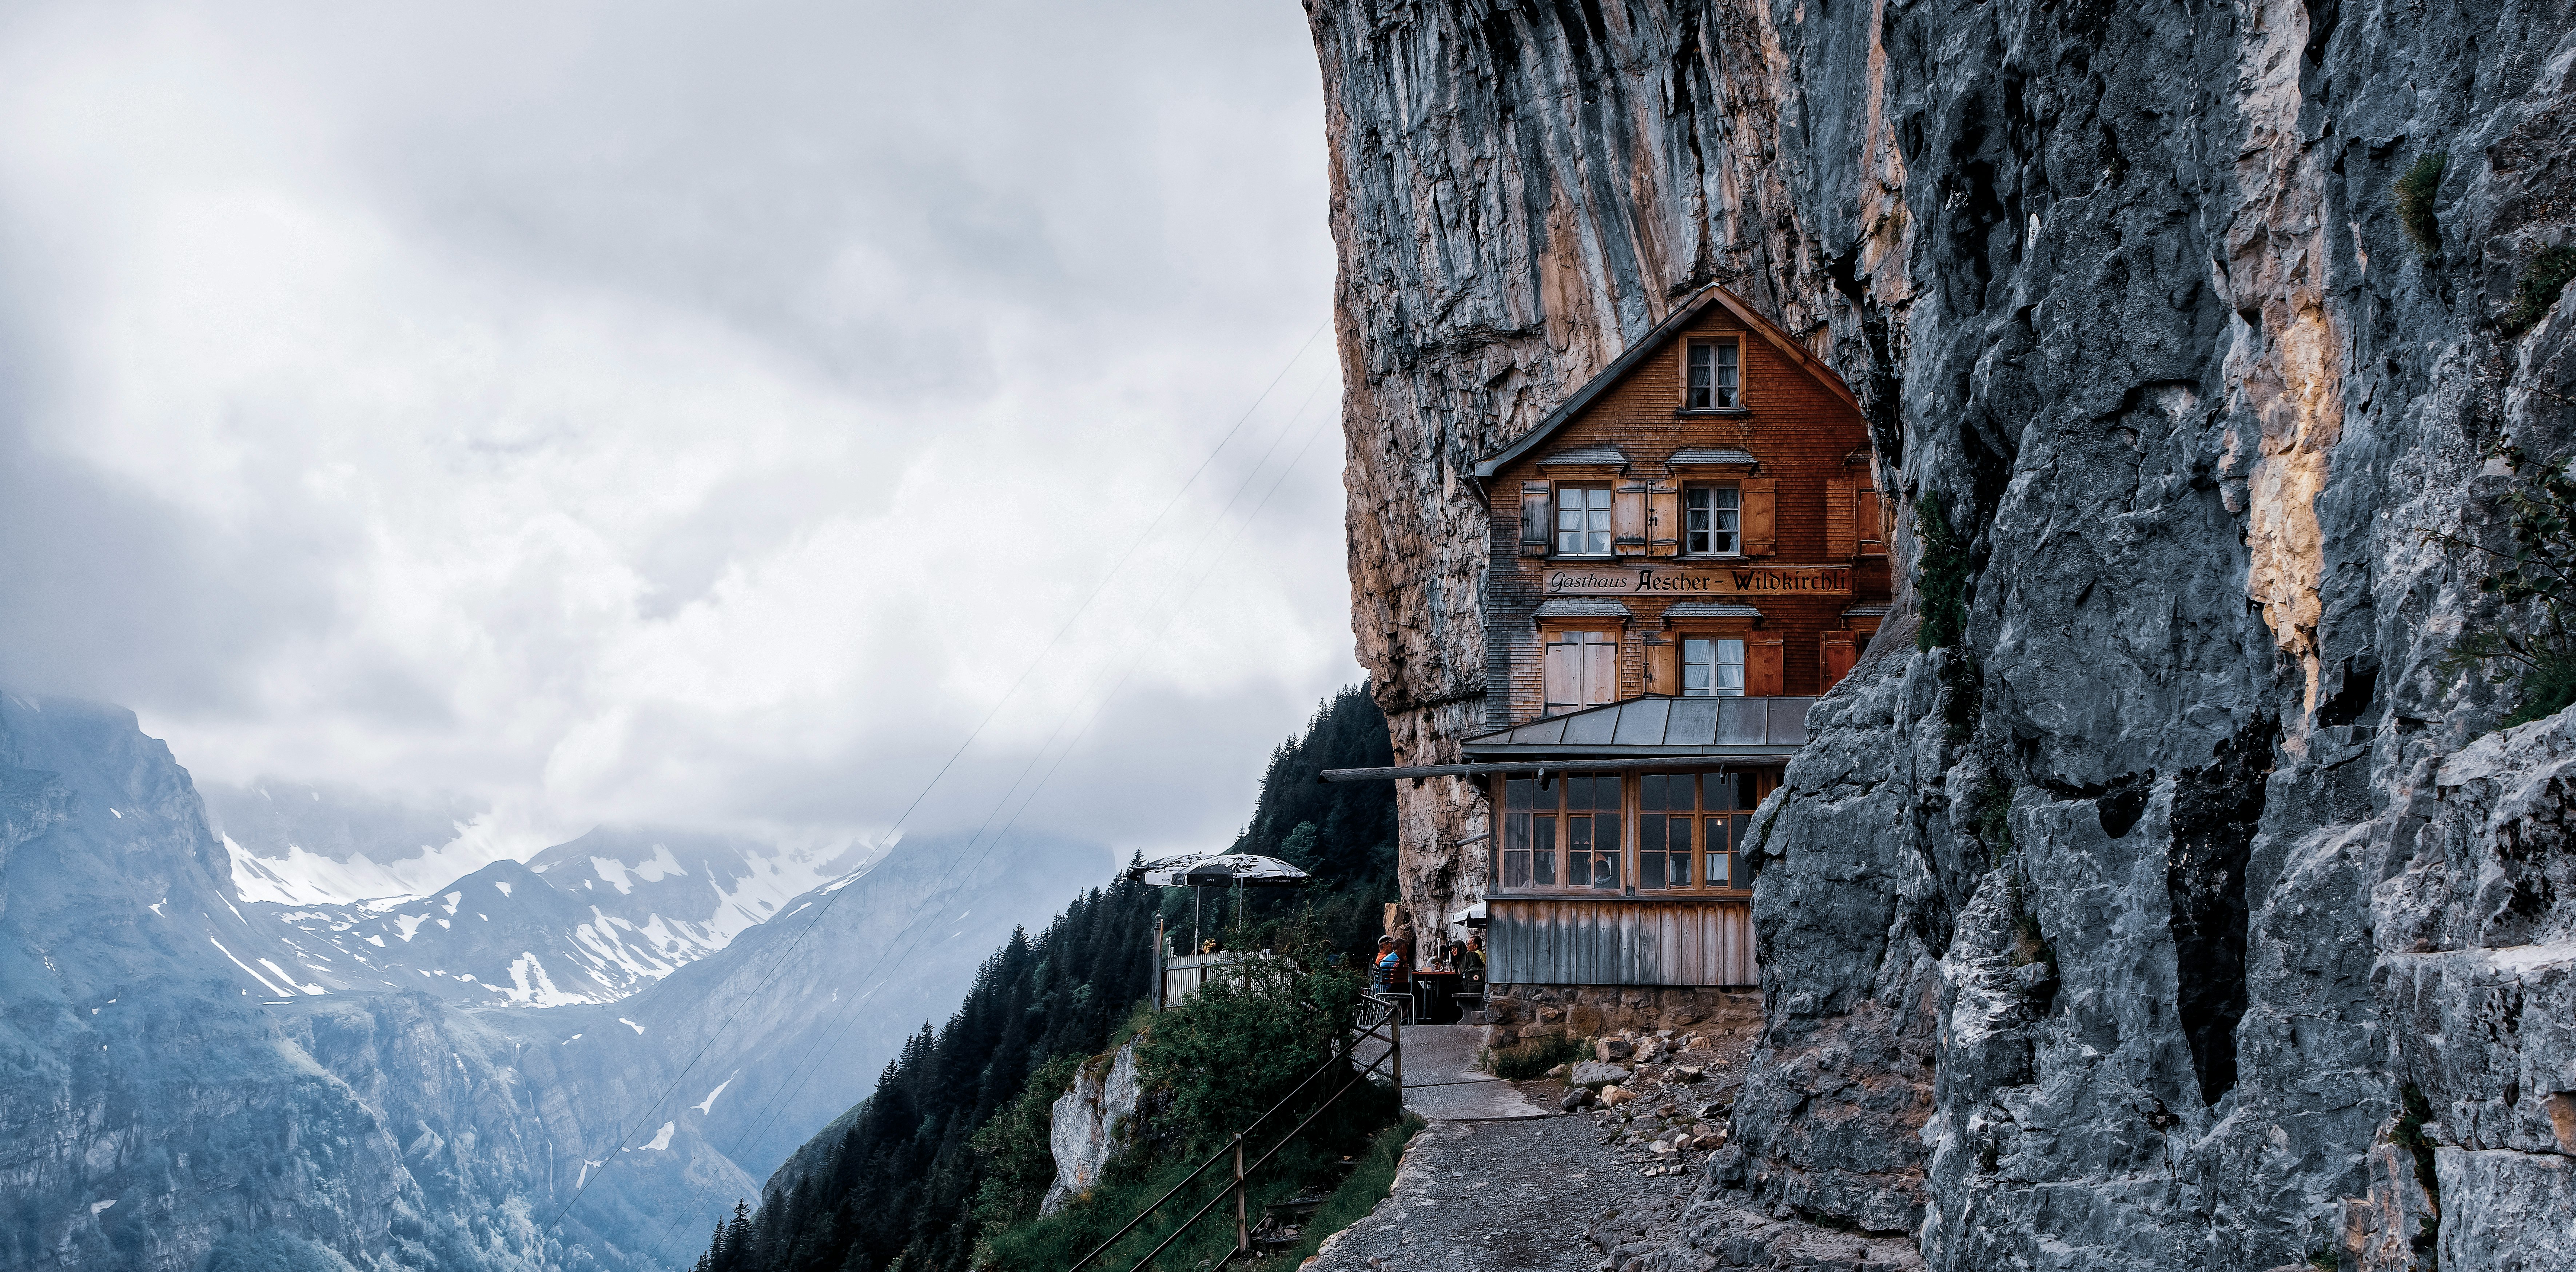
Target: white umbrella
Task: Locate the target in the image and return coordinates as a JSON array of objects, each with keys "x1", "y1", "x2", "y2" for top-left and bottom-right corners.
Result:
[{"x1": 1126, "y1": 853, "x2": 1311, "y2": 887}]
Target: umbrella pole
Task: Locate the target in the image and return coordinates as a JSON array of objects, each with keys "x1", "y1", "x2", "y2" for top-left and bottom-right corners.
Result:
[{"x1": 1193, "y1": 886, "x2": 1202, "y2": 952}]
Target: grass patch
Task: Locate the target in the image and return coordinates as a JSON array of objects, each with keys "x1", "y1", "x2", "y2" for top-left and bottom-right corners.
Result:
[
  {"x1": 1487, "y1": 1034, "x2": 1586, "y2": 1080},
  {"x1": 2397, "y1": 152, "x2": 2446, "y2": 254},
  {"x1": 2504, "y1": 244, "x2": 2576, "y2": 335},
  {"x1": 1277, "y1": 1115, "x2": 1426, "y2": 1262}
]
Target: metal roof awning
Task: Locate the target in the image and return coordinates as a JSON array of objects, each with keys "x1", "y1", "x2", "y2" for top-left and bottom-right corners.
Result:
[
  {"x1": 1462, "y1": 695, "x2": 1811, "y2": 756},
  {"x1": 1315, "y1": 696, "x2": 1811, "y2": 783}
]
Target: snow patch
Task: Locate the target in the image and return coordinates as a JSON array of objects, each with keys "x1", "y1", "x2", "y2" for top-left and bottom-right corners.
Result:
[
  {"x1": 256, "y1": 958, "x2": 326, "y2": 995},
  {"x1": 208, "y1": 938, "x2": 291, "y2": 997},
  {"x1": 692, "y1": 1073, "x2": 737, "y2": 1114},
  {"x1": 628, "y1": 1122, "x2": 676, "y2": 1152},
  {"x1": 502, "y1": 953, "x2": 590, "y2": 1007},
  {"x1": 440, "y1": 892, "x2": 462, "y2": 915},
  {"x1": 393, "y1": 914, "x2": 427, "y2": 942},
  {"x1": 618, "y1": 1017, "x2": 645, "y2": 1034},
  {"x1": 89, "y1": 1200, "x2": 114, "y2": 1216}
]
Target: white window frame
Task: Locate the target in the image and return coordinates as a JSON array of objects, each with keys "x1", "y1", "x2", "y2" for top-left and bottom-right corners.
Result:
[
  {"x1": 1684, "y1": 484, "x2": 1741, "y2": 556},
  {"x1": 1553, "y1": 484, "x2": 1614, "y2": 557},
  {"x1": 1685, "y1": 339, "x2": 1741, "y2": 410},
  {"x1": 1680, "y1": 637, "x2": 1746, "y2": 697}
]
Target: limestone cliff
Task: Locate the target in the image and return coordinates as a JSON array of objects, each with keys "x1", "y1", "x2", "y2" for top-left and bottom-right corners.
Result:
[{"x1": 1305, "y1": 1, "x2": 2576, "y2": 1268}]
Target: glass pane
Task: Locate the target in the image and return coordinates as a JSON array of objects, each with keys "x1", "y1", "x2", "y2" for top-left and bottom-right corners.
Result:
[
  {"x1": 1707, "y1": 849, "x2": 1733, "y2": 889},
  {"x1": 1592, "y1": 813, "x2": 1621, "y2": 889},
  {"x1": 1669, "y1": 818, "x2": 1692, "y2": 885},
  {"x1": 1712, "y1": 487, "x2": 1740, "y2": 510},
  {"x1": 1568, "y1": 814, "x2": 1592, "y2": 855},
  {"x1": 1565, "y1": 775, "x2": 1592, "y2": 811},
  {"x1": 1505, "y1": 778, "x2": 1533, "y2": 811},
  {"x1": 1503, "y1": 814, "x2": 1530, "y2": 890},
  {"x1": 1640, "y1": 774, "x2": 1667, "y2": 812},
  {"x1": 1640, "y1": 814, "x2": 1666, "y2": 853},
  {"x1": 1536, "y1": 776, "x2": 1561, "y2": 809},
  {"x1": 1534, "y1": 817, "x2": 1556, "y2": 885},
  {"x1": 1640, "y1": 849, "x2": 1665, "y2": 889}
]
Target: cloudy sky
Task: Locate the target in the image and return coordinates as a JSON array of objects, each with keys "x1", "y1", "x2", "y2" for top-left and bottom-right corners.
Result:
[{"x1": 0, "y1": 0, "x2": 1356, "y2": 865}]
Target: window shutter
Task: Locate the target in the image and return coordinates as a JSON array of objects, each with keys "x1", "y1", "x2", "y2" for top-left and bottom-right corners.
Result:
[
  {"x1": 1612, "y1": 484, "x2": 1649, "y2": 556},
  {"x1": 1644, "y1": 637, "x2": 1676, "y2": 695},
  {"x1": 1583, "y1": 633, "x2": 1619, "y2": 705},
  {"x1": 1821, "y1": 635, "x2": 1856, "y2": 691},
  {"x1": 1747, "y1": 637, "x2": 1785, "y2": 696},
  {"x1": 1647, "y1": 484, "x2": 1680, "y2": 556},
  {"x1": 1824, "y1": 477, "x2": 1856, "y2": 559},
  {"x1": 1543, "y1": 639, "x2": 1578, "y2": 712},
  {"x1": 1520, "y1": 484, "x2": 1552, "y2": 557},
  {"x1": 1856, "y1": 485, "x2": 1886, "y2": 556},
  {"x1": 1740, "y1": 478, "x2": 1777, "y2": 557}
]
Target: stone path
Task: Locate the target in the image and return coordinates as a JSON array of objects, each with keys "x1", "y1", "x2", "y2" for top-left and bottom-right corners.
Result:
[{"x1": 1307, "y1": 1025, "x2": 1704, "y2": 1271}]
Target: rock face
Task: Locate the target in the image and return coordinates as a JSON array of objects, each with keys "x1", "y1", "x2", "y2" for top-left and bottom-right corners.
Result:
[
  {"x1": 1305, "y1": 2, "x2": 2576, "y2": 1268},
  {"x1": 1040, "y1": 1036, "x2": 1143, "y2": 1216}
]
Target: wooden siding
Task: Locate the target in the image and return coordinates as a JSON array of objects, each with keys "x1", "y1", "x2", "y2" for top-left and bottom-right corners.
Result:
[{"x1": 1488, "y1": 899, "x2": 1756, "y2": 987}]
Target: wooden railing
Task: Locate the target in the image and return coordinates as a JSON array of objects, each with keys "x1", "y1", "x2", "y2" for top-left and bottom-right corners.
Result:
[{"x1": 1067, "y1": 993, "x2": 1408, "y2": 1272}]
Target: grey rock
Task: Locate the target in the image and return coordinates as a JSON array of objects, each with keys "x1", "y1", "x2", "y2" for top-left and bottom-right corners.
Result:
[
  {"x1": 1042, "y1": 1036, "x2": 1142, "y2": 1216},
  {"x1": 1306, "y1": 0, "x2": 2576, "y2": 1267},
  {"x1": 1570, "y1": 1061, "x2": 1632, "y2": 1089}
]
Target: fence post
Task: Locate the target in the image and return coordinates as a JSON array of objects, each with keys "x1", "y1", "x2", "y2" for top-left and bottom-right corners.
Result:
[
  {"x1": 1154, "y1": 917, "x2": 1165, "y2": 1013},
  {"x1": 1233, "y1": 1133, "x2": 1248, "y2": 1254},
  {"x1": 1390, "y1": 1003, "x2": 1403, "y2": 1108}
]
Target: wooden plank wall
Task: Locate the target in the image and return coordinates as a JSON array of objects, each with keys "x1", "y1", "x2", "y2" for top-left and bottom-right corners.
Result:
[{"x1": 1488, "y1": 899, "x2": 1756, "y2": 987}]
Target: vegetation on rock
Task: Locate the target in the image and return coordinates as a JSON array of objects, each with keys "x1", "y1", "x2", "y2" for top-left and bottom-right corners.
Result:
[
  {"x1": 2397, "y1": 152, "x2": 2446, "y2": 253},
  {"x1": 2433, "y1": 442, "x2": 2576, "y2": 726},
  {"x1": 2503, "y1": 244, "x2": 2576, "y2": 334}
]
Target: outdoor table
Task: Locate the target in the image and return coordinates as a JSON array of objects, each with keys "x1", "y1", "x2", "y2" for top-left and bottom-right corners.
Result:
[{"x1": 1414, "y1": 971, "x2": 1464, "y2": 1023}]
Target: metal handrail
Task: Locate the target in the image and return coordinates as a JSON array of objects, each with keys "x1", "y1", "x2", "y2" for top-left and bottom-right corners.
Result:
[{"x1": 1064, "y1": 995, "x2": 1405, "y2": 1272}]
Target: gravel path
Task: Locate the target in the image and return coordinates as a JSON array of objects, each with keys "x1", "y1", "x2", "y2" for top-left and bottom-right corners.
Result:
[{"x1": 1301, "y1": 1112, "x2": 1702, "y2": 1272}]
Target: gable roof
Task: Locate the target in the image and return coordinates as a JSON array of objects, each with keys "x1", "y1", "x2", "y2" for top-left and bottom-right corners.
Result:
[{"x1": 1471, "y1": 284, "x2": 1864, "y2": 481}]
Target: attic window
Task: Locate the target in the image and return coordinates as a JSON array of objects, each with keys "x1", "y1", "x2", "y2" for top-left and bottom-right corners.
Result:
[{"x1": 1686, "y1": 340, "x2": 1740, "y2": 410}]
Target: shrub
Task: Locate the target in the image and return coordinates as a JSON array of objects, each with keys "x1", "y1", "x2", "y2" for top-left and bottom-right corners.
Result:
[
  {"x1": 2397, "y1": 152, "x2": 2446, "y2": 253},
  {"x1": 2430, "y1": 442, "x2": 2576, "y2": 727},
  {"x1": 1913, "y1": 493, "x2": 1971, "y2": 653},
  {"x1": 2503, "y1": 244, "x2": 2576, "y2": 334},
  {"x1": 1487, "y1": 1034, "x2": 1587, "y2": 1080},
  {"x1": 1134, "y1": 956, "x2": 1372, "y2": 1158}
]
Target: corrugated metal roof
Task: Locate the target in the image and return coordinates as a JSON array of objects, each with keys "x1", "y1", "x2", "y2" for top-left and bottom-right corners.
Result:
[
  {"x1": 1667, "y1": 448, "x2": 1758, "y2": 466},
  {"x1": 1462, "y1": 695, "x2": 1811, "y2": 755},
  {"x1": 1538, "y1": 444, "x2": 1629, "y2": 467},
  {"x1": 1661, "y1": 602, "x2": 1762, "y2": 619},
  {"x1": 1534, "y1": 598, "x2": 1633, "y2": 619}
]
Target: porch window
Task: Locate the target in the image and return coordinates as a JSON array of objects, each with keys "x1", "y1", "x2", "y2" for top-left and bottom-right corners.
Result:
[
  {"x1": 1684, "y1": 486, "x2": 1740, "y2": 555},
  {"x1": 1566, "y1": 774, "x2": 1621, "y2": 890},
  {"x1": 1686, "y1": 340, "x2": 1740, "y2": 410},
  {"x1": 1555, "y1": 485, "x2": 1613, "y2": 555},
  {"x1": 1702, "y1": 771, "x2": 1761, "y2": 889},
  {"x1": 1638, "y1": 774, "x2": 1694, "y2": 889},
  {"x1": 1681, "y1": 637, "x2": 1746, "y2": 697}
]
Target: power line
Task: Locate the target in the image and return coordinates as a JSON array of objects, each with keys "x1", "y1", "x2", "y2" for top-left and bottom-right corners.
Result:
[
  {"x1": 541, "y1": 321, "x2": 1329, "y2": 1244},
  {"x1": 634, "y1": 370, "x2": 1342, "y2": 1269}
]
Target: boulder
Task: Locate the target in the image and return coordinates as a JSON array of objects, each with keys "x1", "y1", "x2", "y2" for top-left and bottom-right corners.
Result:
[{"x1": 1569, "y1": 1061, "x2": 1632, "y2": 1089}]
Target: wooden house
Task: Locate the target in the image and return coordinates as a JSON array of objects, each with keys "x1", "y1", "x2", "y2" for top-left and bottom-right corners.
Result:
[{"x1": 1464, "y1": 285, "x2": 1891, "y2": 994}]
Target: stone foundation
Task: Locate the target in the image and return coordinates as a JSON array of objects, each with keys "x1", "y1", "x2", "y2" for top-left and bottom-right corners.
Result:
[{"x1": 1481, "y1": 984, "x2": 1760, "y2": 1049}]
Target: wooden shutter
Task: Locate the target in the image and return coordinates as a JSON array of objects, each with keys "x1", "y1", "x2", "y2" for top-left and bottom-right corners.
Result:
[
  {"x1": 1543, "y1": 639, "x2": 1578, "y2": 711},
  {"x1": 1856, "y1": 485, "x2": 1886, "y2": 556},
  {"x1": 1520, "y1": 484, "x2": 1552, "y2": 557},
  {"x1": 1612, "y1": 485, "x2": 1649, "y2": 556},
  {"x1": 1647, "y1": 484, "x2": 1681, "y2": 556},
  {"x1": 1644, "y1": 637, "x2": 1676, "y2": 695},
  {"x1": 1740, "y1": 478, "x2": 1776, "y2": 557},
  {"x1": 1582, "y1": 633, "x2": 1619, "y2": 705},
  {"x1": 1824, "y1": 477, "x2": 1856, "y2": 559},
  {"x1": 1747, "y1": 638, "x2": 1785, "y2": 696},
  {"x1": 1821, "y1": 635, "x2": 1856, "y2": 691}
]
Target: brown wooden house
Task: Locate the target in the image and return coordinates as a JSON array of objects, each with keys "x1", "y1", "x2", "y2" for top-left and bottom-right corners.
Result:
[{"x1": 1464, "y1": 284, "x2": 1890, "y2": 994}]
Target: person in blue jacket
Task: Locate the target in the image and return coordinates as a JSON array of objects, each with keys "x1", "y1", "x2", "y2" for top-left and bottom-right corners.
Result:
[{"x1": 1371, "y1": 936, "x2": 1401, "y2": 991}]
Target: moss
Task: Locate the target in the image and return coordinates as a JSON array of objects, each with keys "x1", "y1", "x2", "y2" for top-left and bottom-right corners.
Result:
[
  {"x1": 2392, "y1": 1084, "x2": 2442, "y2": 1206},
  {"x1": 2503, "y1": 245, "x2": 2576, "y2": 335},
  {"x1": 1487, "y1": 1034, "x2": 1586, "y2": 1080},
  {"x1": 2397, "y1": 152, "x2": 2446, "y2": 254},
  {"x1": 1974, "y1": 776, "x2": 2015, "y2": 870},
  {"x1": 1913, "y1": 494, "x2": 1972, "y2": 653}
]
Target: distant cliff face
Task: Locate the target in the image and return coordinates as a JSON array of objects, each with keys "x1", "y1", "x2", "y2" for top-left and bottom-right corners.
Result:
[{"x1": 1307, "y1": 2, "x2": 2576, "y2": 1268}]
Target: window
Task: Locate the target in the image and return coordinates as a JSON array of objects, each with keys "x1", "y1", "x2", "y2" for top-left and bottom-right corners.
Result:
[
  {"x1": 1700, "y1": 771, "x2": 1761, "y2": 889},
  {"x1": 1681, "y1": 638, "x2": 1746, "y2": 697},
  {"x1": 1686, "y1": 340, "x2": 1740, "y2": 410},
  {"x1": 1492, "y1": 769, "x2": 1773, "y2": 894},
  {"x1": 1555, "y1": 485, "x2": 1612, "y2": 555},
  {"x1": 1498, "y1": 775, "x2": 1619, "y2": 891},
  {"x1": 1684, "y1": 485, "x2": 1740, "y2": 555},
  {"x1": 1543, "y1": 629, "x2": 1619, "y2": 714}
]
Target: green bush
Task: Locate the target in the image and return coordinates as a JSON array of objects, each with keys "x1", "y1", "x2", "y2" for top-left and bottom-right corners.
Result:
[
  {"x1": 2397, "y1": 152, "x2": 2446, "y2": 253},
  {"x1": 1487, "y1": 1034, "x2": 1586, "y2": 1080},
  {"x1": 1913, "y1": 493, "x2": 1971, "y2": 653},
  {"x1": 1136, "y1": 958, "x2": 1371, "y2": 1158},
  {"x1": 2504, "y1": 244, "x2": 2576, "y2": 334},
  {"x1": 2431, "y1": 442, "x2": 2576, "y2": 727},
  {"x1": 970, "y1": 1053, "x2": 1085, "y2": 1228}
]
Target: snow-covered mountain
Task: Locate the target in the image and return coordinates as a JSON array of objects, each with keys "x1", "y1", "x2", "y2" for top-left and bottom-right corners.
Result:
[
  {"x1": 248, "y1": 826, "x2": 874, "y2": 1007},
  {"x1": 204, "y1": 778, "x2": 495, "y2": 905},
  {"x1": 0, "y1": 692, "x2": 1110, "y2": 1272}
]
